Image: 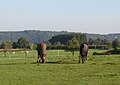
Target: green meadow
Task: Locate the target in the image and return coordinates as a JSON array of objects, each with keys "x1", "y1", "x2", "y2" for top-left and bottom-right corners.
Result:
[{"x1": 0, "y1": 49, "x2": 119, "y2": 85}]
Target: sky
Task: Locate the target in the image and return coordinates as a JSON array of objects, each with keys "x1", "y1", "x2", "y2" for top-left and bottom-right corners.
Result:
[{"x1": 0, "y1": 0, "x2": 120, "y2": 34}]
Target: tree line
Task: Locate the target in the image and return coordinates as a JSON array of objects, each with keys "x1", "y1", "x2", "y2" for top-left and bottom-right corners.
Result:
[
  {"x1": 0, "y1": 33, "x2": 120, "y2": 52},
  {"x1": 88, "y1": 38, "x2": 120, "y2": 50}
]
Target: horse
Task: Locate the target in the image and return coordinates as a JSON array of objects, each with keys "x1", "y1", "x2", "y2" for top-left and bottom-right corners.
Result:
[
  {"x1": 79, "y1": 43, "x2": 89, "y2": 63},
  {"x1": 37, "y1": 41, "x2": 46, "y2": 63}
]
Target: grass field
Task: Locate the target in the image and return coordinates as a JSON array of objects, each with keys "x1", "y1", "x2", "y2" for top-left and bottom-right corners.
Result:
[{"x1": 0, "y1": 49, "x2": 120, "y2": 85}]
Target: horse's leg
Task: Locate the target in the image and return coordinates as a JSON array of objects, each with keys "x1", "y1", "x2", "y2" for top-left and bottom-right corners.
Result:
[
  {"x1": 43, "y1": 54, "x2": 46, "y2": 63},
  {"x1": 79, "y1": 55, "x2": 80, "y2": 63},
  {"x1": 37, "y1": 55, "x2": 41, "y2": 63},
  {"x1": 85, "y1": 51, "x2": 88, "y2": 62},
  {"x1": 84, "y1": 55, "x2": 87, "y2": 62},
  {"x1": 82, "y1": 55, "x2": 84, "y2": 63},
  {"x1": 39, "y1": 54, "x2": 43, "y2": 63},
  {"x1": 41, "y1": 54, "x2": 45, "y2": 63},
  {"x1": 41, "y1": 54, "x2": 43, "y2": 63}
]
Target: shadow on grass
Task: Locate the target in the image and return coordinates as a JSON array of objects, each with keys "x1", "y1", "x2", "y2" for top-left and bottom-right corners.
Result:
[
  {"x1": 103, "y1": 62, "x2": 117, "y2": 65},
  {"x1": 32, "y1": 61, "x2": 80, "y2": 64},
  {"x1": 0, "y1": 59, "x2": 87, "y2": 65},
  {"x1": 0, "y1": 62, "x2": 27, "y2": 65}
]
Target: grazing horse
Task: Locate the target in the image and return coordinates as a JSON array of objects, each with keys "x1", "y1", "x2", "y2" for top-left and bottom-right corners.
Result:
[
  {"x1": 79, "y1": 43, "x2": 89, "y2": 63},
  {"x1": 37, "y1": 41, "x2": 46, "y2": 63}
]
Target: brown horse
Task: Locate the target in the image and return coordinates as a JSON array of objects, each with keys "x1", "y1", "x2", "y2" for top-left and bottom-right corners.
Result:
[
  {"x1": 79, "y1": 43, "x2": 89, "y2": 63},
  {"x1": 37, "y1": 41, "x2": 46, "y2": 63}
]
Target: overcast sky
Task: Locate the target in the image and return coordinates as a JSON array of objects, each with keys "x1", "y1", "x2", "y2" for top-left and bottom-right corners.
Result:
[{"x1": 0, "y1": 0, "x2": 120, "y2": 34}]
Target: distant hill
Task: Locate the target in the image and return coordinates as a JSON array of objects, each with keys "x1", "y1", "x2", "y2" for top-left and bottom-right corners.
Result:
[
  {"x1": 86, "y1": 33, "x2": 120, "y2": 41},
  {"x1": 0, "y1": 30, "x2": 68, "y2": 43},
  {"x1": 0, "y1": 30, "x2": 119, "y2": 43}
]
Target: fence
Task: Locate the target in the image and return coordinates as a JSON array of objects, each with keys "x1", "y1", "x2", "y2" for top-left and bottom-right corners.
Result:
[{"x1": 0, "y1": 50, "x2": 80, "y2": 59}]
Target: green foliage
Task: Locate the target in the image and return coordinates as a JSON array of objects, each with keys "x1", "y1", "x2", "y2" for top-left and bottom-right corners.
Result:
[
  {"x1": 0, "y1": 30, "x2": 68, "y2": 43},
  {"x1": 112, "y1": 39, "x2": 120, "y2": 50},
  {"x1": 30, "y1": 43, "x2": 37, "y2": 50},
  {"x1": 0, "y1": 41, "x2": 13, "y2": 57},
  {"x1": 52, "y1": 41, "x2": 65, "y2": 49},
  {"x1": 88, "y1": 38, "x2": 112, "y2": 49},
  {"x1": 53, "y1": 42, "x2": 61, "y2": 48},
  {"x1": 12, "y1": 42, "x2": 18, "y2": 49},
  {"x1": 67, "y1": 38, "x2": 79, "y2": 50},
  {"x1": 86, "y1": 33, "x2": 120, "y2": 42},
  {"x1": 46, "y1": 41, "x2": 52, "y2": 49},
  {"x1": 0, "y1": 31, "x2": 120, "y2": 44},
  {"x1": 1, "y1": 41, "x2": 13, "y2": 50},
  {"x1": 88, "y1": 38, "x2": 94, "y2": 45},
  {"x1": 17, "y1": 37, "x2": 30, "y2": 49},
  {"x1": 0, "y1": 30, "x2": 120, "y2": 50},
  {"x1": 66, "y1": 38, "x2": 79, "y2": 56},
  {"x1": 49, "y1": 33, "x2": 87, "y2": 45}
]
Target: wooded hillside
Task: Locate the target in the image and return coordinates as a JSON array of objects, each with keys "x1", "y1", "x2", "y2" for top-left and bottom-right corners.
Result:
[
  {"x1": 0, "y1": 30, "x2": 119, "y2": 43},
  {"x1": 0, "y1": 30, "x2": 68, "y2": 43}
]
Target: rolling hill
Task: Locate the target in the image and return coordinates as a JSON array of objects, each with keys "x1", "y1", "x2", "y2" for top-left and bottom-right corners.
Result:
[{"x1": 0, "y1": 30, "x2": 119, "y2": 43}]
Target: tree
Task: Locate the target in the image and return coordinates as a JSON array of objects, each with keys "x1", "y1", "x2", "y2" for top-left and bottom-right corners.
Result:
[
  {"x1": 49, "y1": 33, "x2": 87, "y2": 45},
  {"x1": 1, "y1": 41, "x2": 13, "y2": 57},
  {"x1": 103, "y1": 39, "x2": 112, "y2": 49},
  {"x1": 79, "y1": 34, "x2": 87, "y2": 44},
  {"x1": 53, "y1": 41, "x2": 62, "y2": 49},
  {"x1": 112, "y1": 39, "x2": 120, "y2": 50},
  {"x1": 1, "y1": 41, "x2": 13, "y2": 50},
  {"x1": 12, "y1": 42, "x2": 18, "y2": 49},
  {"x1": 66, "y1": 38, "x2": 79, "y2": 56},
  {"x1": 45, "y1": 41, "x2": 51, "y2": 49},
  {"x1": 17, "y1": 37, "x2": 30, "y2": 57},
  {"x1": 30, "y1": 43, "x2": 37, "y2": 50},
  {"x1": 88, "y1": 38, "x2": 94, "y2": 45},
  {"x1": 17, "y1": 37, "x2": 30, "y2": 49},
  {"x1": 94, "y1": 38, "x2": 101, "y2": 45}
]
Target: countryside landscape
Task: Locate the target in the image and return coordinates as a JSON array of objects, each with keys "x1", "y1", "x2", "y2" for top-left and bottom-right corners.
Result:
[
  {"x1": 0, "y1": 30, "x2": 120, "y2": 85},
  {"x1": 0, "y1": 0, "x2": 120, "y2": 85}
]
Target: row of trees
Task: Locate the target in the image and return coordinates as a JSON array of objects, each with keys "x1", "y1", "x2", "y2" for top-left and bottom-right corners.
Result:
[
  {"x1": 0, "y1": 34, "x2": 120, "y2": 52},
  {"x1": 0, "y1": 33, "x2": 87, "y2": 56},
  {"x1": 112, "y1": 39, "x2": 120, "y2": 50},
  {"x1": 88, "y1": 38, "x2": 111, "y2": 49},
  {"x1": 49, "y1": 33, "x2": 87, "y2": 44},
  {"x1": 0, "y1": 37, "x2": 31, "y2": 50},
  {"x1": 88, "y1": 38, "x2": 120, "y2": 50}
]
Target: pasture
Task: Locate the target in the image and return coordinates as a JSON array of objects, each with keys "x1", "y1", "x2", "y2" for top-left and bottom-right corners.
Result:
[{"x1": 0, "y1": 49, "x2": 120, "y2": 85}]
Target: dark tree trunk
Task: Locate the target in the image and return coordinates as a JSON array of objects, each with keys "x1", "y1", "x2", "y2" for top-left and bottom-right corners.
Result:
[{"x1": 72, "y1": 51, "x2": 74, "y2": 57}]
